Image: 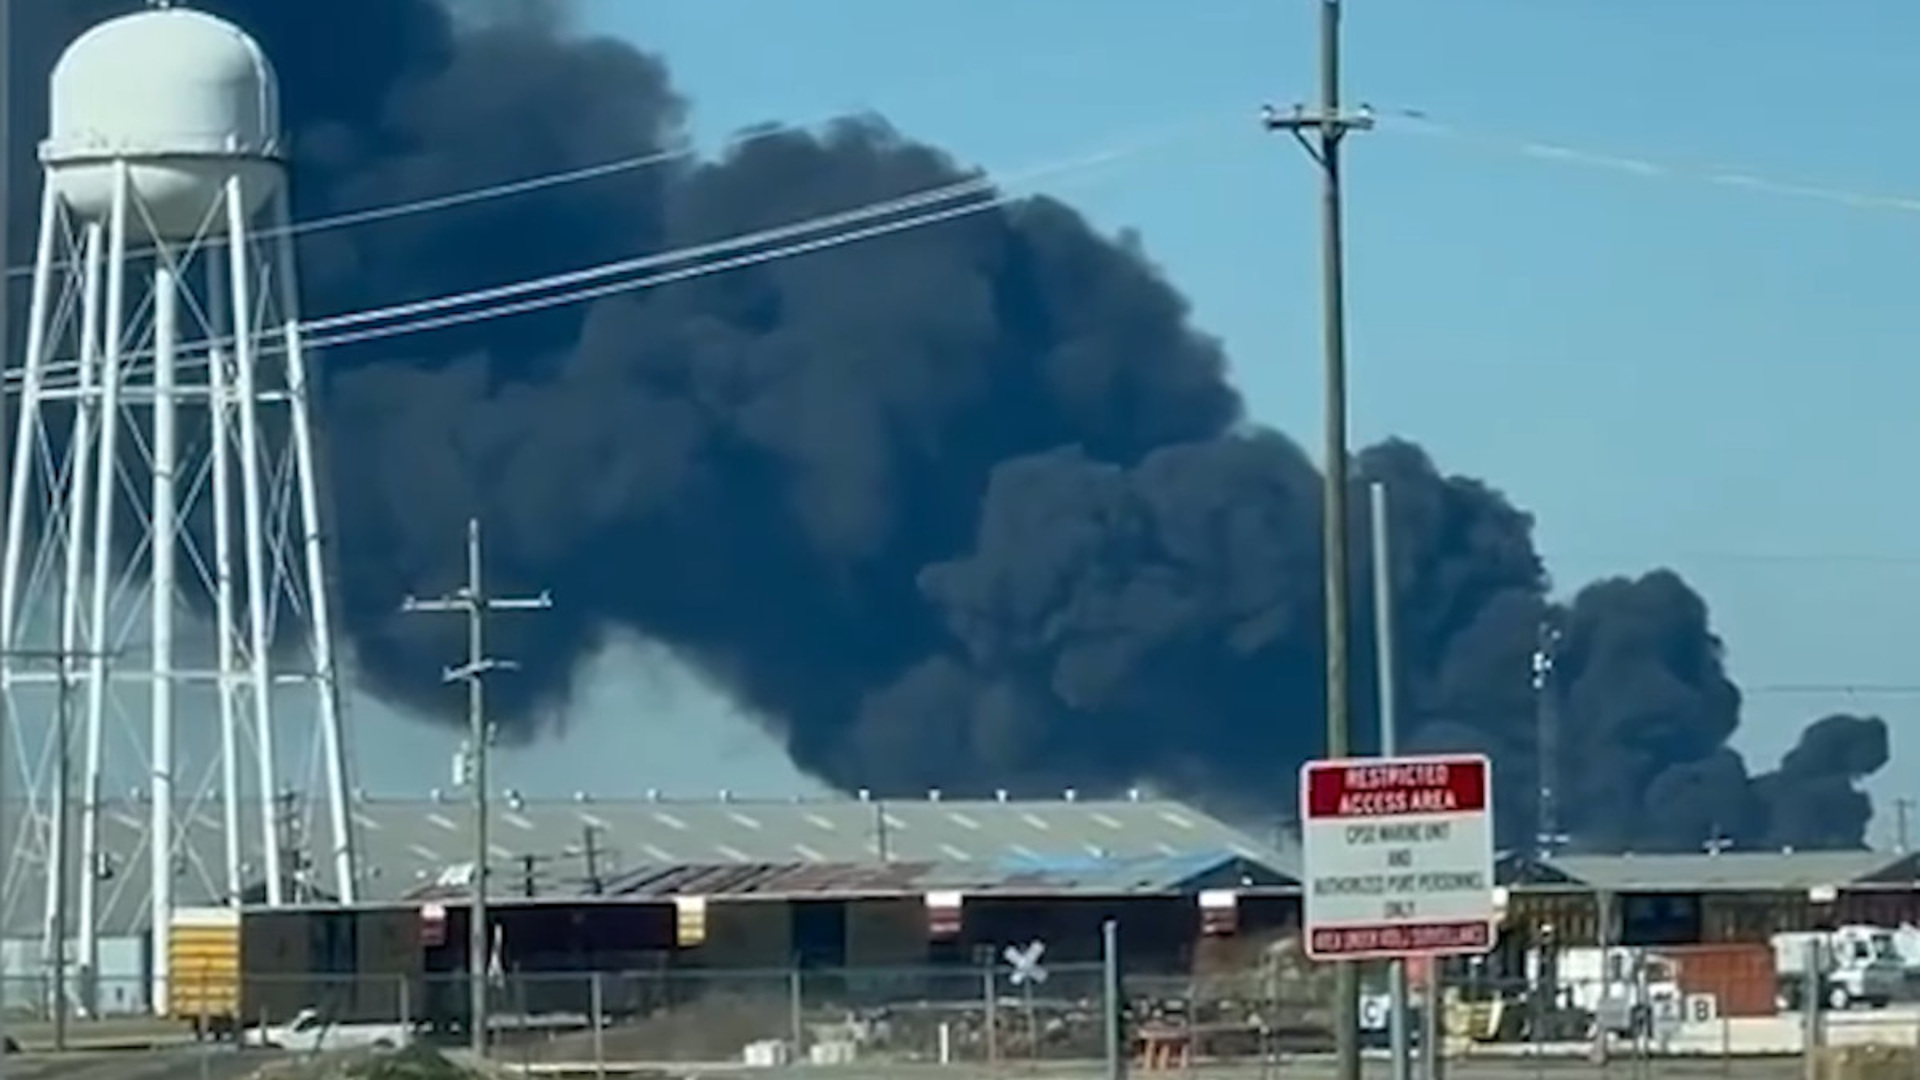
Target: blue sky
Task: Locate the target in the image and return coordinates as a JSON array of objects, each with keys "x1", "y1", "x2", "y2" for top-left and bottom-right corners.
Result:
[{"x1": 360, "y1": 0, "x2": 1920, "y2": 843}]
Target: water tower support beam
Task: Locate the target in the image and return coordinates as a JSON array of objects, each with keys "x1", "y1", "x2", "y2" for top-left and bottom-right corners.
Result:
[
  {"x1": 149, "y1": 250, "x2": 180, "y2": 1012},
  {"x1": 76, "y1": 160, "x2": 131, "y2": 1010},
  {"x1": 273, "y1": 186, "x2": 357, "y2": 903},
  {"x1": 55, "y1": 221, "x2": 102, "y2": 985},
  {"x1": 229, "y1": 173, "x2": 285, "y2": 909},
  {"x1": 207, "y1": 251, "x2": 243, "y2": 905}
]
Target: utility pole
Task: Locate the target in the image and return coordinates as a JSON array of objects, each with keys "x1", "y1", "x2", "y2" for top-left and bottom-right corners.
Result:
[
  {"x1": 580, "y1": 823, "x2": 605, "y2": 895},
  {"x1": 3, "y1": 646, "x2": 116, "y2": 1053},
  {"x1": 401, "y1": 518, "x2": 551, "y2": 1059},
  {"x1": 516, "y1": 853, "x2": 557, "y2": 899},
  {"x1": 1896, "y1": 798, "x2": 1914, "y2": 854},
  {"x1": 1263, "y1": 5, "x2": 1371, "y2": 1080}
]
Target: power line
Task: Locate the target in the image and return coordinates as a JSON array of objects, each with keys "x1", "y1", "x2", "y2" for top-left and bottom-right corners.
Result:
[
  {"x1": 294, "y1": 110, "x2": 1221, "y2": 338},
  {"x1": 1554, "y1": 550, "x2": 1920, "y2": 568},
  {"x1": 1741, "y1": 684, "x2": 1920, "y2": 697},
  {"x1": 7, "y1": 94, "x2": 1906, "y2": 298},
  {"x1": 2, "y1": 107, "x2": 872, "y2": 282},
  {"x1": 1377, "y1": 107, "x2": 1920, "y2": 219},
  {"x1": 304, "y1": 175, "x2": 1072, "y2": 352},
  {"x1": 10, "y1": 99, "x2": 1897, "y2": 384},
  {"x1": 22, "y1": 99, "x2": 1906, "y2": 385},
  {"x1": 4, "y1": 109, "x2": 1226, "y2": 386}
]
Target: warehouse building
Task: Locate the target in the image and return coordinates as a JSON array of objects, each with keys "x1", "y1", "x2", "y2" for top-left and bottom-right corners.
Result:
[
  {"x1": 0, "y1": 790, "x2": 1297, "y2": 1015},
  {"x1": 0, "y1": 789, "x2": 1294, "y2": 936},
  {"x1": 13, "y1": 788, "x2": 1920, "y2": 1022},
  {"x1": 1490, "y1": 848, "x2": 1920, "y2": 947}
]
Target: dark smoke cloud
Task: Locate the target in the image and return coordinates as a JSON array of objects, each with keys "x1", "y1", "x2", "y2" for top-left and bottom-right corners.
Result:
[{"x1": 6, "y1": 1, "x2": 1892, "y2": 851}]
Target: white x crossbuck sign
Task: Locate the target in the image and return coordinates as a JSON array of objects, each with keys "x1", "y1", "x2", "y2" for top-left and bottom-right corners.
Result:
[{"x1": 1004, "y1": 940, "x2": 1048, "y2": 986}]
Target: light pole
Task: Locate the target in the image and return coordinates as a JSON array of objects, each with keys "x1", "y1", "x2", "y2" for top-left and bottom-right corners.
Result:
[{"x1": 401, "y1": 518, "x2": 550, "y2": 1058}]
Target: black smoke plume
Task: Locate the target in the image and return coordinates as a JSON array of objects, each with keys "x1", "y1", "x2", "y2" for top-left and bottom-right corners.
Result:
[{"x1": 5, "y1": 1, "x2": 1891, "y2": 851}]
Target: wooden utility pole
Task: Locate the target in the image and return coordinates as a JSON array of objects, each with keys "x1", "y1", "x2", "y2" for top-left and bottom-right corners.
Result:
[{"x1": 1263, "y1": 5, "x2": 1372, "y2": 1080}]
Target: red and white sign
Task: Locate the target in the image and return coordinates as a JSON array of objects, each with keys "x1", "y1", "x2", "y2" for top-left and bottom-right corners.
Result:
[
  {"x1": 419, "y1": 902, "x2": 448, "y2": 947},
  {"x1": 1300, "y1": 753, "x2": 1496, "y2": 961}
]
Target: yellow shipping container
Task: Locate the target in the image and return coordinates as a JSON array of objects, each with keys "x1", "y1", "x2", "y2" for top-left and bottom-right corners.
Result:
[{"x1": 167, "y1": 906, "x2": 240, "y2": 1021}]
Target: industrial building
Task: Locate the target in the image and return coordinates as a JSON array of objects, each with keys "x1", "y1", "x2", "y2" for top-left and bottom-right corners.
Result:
[
  {"x1": 0, "y1": 790, "x2": 1295, "y2": 1015},
  {"x1": 10, "y1": 785, "x2": 1920, "y2": 1028}
]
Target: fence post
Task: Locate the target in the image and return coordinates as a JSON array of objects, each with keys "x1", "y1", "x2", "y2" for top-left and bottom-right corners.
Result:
[
  {"x1": 517, "y1": 972, "x2": 532, "y2": 1074},
  {"x1": 399, "y1": 974, "x2": 411, "y2": 1035},
  {"x1": 788, "y1": 965, "x2": 804, "y2": 1059},
  {"x1": 1103, "y1": 919, "x2": 1125, "y2": 1080},
  {"x1": 984, "y1": 960, "x2": 999, "y2": 1070},
  {"x1": 590, "y1": 971, "x2": 606, "y2": 1080},
  {"x1": 1802, "y1": 936, "x2": 1823, "y2": 1080},
  {"x1": 1721, "y1": 999, "x2": 1731, "y2": 1078}
]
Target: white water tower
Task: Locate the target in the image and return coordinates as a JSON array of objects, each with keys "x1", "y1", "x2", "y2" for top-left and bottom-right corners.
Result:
[{"x1": 1, "y1": 1, "x2": 357, "y2": 1012}]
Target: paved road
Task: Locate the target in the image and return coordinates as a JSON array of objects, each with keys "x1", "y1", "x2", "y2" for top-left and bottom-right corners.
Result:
[{"x1": 0, "y1": 1048, "x2": 284, "y2": 1080}]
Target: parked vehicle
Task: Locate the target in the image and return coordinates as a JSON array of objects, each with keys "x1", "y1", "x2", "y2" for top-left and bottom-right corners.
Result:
[
  {"x1": 241, "y1": 1006, "x2": 415, "y2": 1052},
  {"x1": 1773, "y1": 926, "x2": 1903, "y2": 1011}
]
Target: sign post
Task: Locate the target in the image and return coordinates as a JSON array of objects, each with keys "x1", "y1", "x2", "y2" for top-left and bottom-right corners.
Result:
[{"x1": 1300, "y1": 753, "x2": 1496, "y2": 962}]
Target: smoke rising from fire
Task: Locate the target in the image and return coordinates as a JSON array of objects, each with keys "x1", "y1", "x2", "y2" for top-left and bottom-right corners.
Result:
[{"x1": 3, "y1": 0, "x2": 1889, "y2": 850}]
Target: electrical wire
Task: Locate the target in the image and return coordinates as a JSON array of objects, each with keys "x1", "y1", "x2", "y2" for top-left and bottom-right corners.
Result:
[
  {"x1": 10, "y1": 100, "x2": 1910, "y2": 386},
  {"x1": 1378, "y1": 107, "x2": 1920, "y2": 217},
  {"x1": 3, "y1": 108, "x2": 1231, "y2": 383},
  {"x1": 1743, "y1": 685, "x2": 1920, "y2": 697},
  {"x1": 297, "y1": 110, "x2": 1220, "y2": 346},
  {"x1": 304, "y1": 168, "x2": 998, "y2": 336},
  {"x1": 300, "y1": 120, "x2": 1190, "y2": 340},
  {"x1": 7, "y1": 96, "x2": 1910, "y2": 294},
  {"x1": 308, "y1": 183, "x2": 1024, "y2": 352},
  {"x1": 1552, "y1": 550, "x2": 1920, "y2": 569},
  {"x1": 2, "y1": 108, "x2": 864, "y2": 282}
]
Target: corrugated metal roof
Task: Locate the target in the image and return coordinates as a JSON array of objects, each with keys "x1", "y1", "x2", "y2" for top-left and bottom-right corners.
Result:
[
  {"x1": 0, "y1": 793, "x2": 1293, "y2": 935},
  {"x1": 406, "y1": 850, "x2": 1288, "y2": 902},
  {"x1": 15, "y1": 788, "x2": 1911, "y2": 938},
  {"x1": 1547, "y1": 851, "x2": 1919, "y2": 893}
]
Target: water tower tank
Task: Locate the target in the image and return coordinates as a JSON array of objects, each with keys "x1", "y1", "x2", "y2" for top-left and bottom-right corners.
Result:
[{"x1": 42, "y1": 5, "x2": 284, "y2": 243}]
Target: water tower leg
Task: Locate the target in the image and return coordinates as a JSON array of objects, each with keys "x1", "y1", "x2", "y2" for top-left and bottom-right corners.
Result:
[
  {"x1": 227, "y1": 175, "x2": 283, "y2": 907},
  {"x1": 149, "y1": 256, "x2": 180, "y2": 1016},
  {"x1": 46, "y1": 218, "x2": 100, "y2": 1011},
  {"x1": 0, "y1": 184, "x2": 61, "y2": 653},
  {"x1": 205, "y1": 254, "x2": 244, "y2": 906},
  {"x1": 3, "y1": 186, "x2": 65, "y2": 1016},
  {"x1": 271, "y1": 186, "x2": 357, "y2": 904},
  {"x1": 78, "y1": 160, "x2": 134, "y2": 1014}
]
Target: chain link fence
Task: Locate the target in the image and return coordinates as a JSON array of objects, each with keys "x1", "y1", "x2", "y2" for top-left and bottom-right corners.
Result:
[{"x1": 9, "y1": 960, "x2": 1920, "y2": 1078}]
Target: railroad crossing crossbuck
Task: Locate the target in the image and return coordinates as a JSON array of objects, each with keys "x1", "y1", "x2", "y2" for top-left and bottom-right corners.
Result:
[{"x1": 1005, "y1": 941, "x2": 1048, "y2": 987}]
